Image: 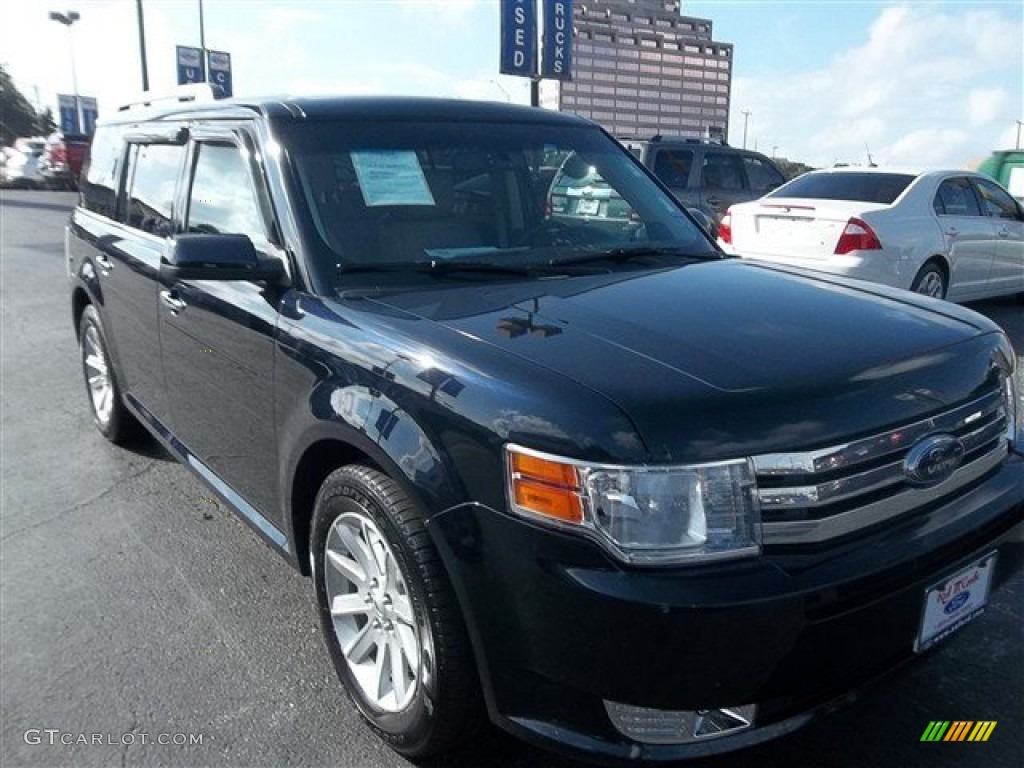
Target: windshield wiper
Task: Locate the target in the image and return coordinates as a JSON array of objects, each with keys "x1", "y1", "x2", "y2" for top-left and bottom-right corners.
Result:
[
  {"x1": 336, "y1": 259, "x2": 540, "y2": 277},
  {"x1": 547, "y1": 245, "x2": 720, "y2": 268}
]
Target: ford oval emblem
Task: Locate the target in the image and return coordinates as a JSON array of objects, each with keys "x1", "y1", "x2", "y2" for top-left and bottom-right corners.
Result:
[
  {"x1": 903, "y1": 434, "x2": 965, "y2": 486},
  {"x1": 943, "y1": 591, "x2": 970, "y2": 614}
]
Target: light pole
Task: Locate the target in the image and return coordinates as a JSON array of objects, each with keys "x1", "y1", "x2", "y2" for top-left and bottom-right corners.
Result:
[
  {"x1": 136, "y1": 0, "x2": 149, "y2": 91},
  {"x1": 741, "y1": 110, "x2": 751, "y2": 150},
  {"x1": 48, "y1": 10, "x2": 83, "y2": 132}
]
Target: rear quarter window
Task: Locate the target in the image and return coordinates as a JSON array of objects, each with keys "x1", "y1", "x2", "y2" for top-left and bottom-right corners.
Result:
[
  {"x1": 743, "y1": 155, "x2": 785, "y2": 193},
  {"x1": 80, "y1": 126, "x2": 127, "y2": 217},
  {"x1": 772, "y1": 172, "x2": 915, "y2": 203}
]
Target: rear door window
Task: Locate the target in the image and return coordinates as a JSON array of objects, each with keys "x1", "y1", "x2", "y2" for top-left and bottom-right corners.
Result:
[
  {"x1": 652, "y1": 149, "x2": 693, "y2": 188},
  {"x1": 700, "y1": 153, "x2": 744, "y2": 191},
  {"x1": 933, "y1": 178, "x2": 983, "y2": 216},
  {"x1": 123, "y1": 143, "x2": 185, "y2": 236}
]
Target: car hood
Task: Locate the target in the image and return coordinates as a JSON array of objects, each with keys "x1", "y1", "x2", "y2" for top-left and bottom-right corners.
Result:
[{"x1": 366, "y1": 260, "x2": 1006, "y2": 461}]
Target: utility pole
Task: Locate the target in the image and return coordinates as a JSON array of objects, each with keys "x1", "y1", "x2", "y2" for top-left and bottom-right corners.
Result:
[
  {"x1": 48, "y1": 10, "x2": 83, "y2": 133},
  {"x1": 199, "y1": 0, "x2": 206, "y2": 54},
  {"x1": 1016, "y1": 120, "x2": 1023, "y2": 150},
  {"x1": 741, "y1": 110, "x2": 751, "y2": 150},
  {"x1": 136, "y1": 0, "x2": 149, "y2": 91}
]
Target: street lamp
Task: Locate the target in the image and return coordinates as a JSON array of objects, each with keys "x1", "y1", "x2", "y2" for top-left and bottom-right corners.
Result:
[{"x1": 48, "y1": 9, "x2": 83, "y2": 133}]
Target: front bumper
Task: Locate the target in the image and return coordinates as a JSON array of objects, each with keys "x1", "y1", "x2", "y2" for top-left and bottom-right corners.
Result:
[{"x1": 428, "y1": 453, "x2": 1024, "y2": 763}]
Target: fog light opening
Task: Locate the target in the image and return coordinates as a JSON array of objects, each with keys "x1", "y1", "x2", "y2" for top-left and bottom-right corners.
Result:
[{"x1": 604, "y1": 701, "x2": 755, "y2": 745}]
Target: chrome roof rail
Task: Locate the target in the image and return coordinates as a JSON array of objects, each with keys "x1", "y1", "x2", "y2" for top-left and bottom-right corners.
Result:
[{"x1": 117, "y1": 83, "x2": 226, "y2": 112}]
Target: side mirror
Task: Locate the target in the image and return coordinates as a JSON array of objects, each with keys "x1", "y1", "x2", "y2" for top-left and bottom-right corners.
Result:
[
  {"x1": 160, "y1": 234, "x2": 285, "y2": 283},
  {"x1": 686, "y1": 207, "x2": 718, "y2": 238}
]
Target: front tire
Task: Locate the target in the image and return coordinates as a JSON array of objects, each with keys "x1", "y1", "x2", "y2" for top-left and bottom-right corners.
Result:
[
  {"x1": 910, "y1": 261, "x2": 948, "y2": 299},
  {"x1": 311, "y1": 465, "x2": 479, "y2": 759},
  {"x1": 78, "y1": 305, "x2": 142, "y2": 444}
]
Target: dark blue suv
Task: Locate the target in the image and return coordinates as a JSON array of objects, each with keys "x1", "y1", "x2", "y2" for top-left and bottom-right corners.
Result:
[{"x1": 68, "y1": 91, "x2": 1024, "y2": 763}]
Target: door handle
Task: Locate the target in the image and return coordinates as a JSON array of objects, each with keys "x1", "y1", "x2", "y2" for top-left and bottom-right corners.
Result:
[
  {"x1": 159, "y1": 289, "x2": 186, "y2": 314},
  {"x1": 706, "y1": 196, "x2": 722, "y2": 208},
  {"x1": 95, "y1": 253, "x2": 113, "y2": 272},
  {"x1": 944, "y1": 227, "x2": 959, "y2": 236},
  {"x1": 996, "y1": 227, "x2": 1010, "y2": 238}
]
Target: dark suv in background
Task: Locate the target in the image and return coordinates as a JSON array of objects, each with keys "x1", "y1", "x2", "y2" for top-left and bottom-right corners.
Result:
[
  {"x1": 623, "y1": 136, "x2": 785, "y2": 224},
  {"x1": 67, "y1": 90, "x2": 1023, "y2": 764}
]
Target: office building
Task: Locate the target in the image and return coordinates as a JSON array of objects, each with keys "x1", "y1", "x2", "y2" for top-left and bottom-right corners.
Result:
[{"x1": 549, "y1": 0, "x2": 733, "y2": 140}]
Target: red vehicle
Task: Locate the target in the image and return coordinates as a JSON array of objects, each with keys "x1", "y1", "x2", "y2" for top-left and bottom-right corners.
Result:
[{"x1": 39, "y1": 131, "x2": 90, "y2": 190}]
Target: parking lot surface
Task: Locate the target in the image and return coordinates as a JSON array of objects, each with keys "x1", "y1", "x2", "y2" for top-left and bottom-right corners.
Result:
[{"x1": 2, "y1": 190, "x2": 1021, "y2": 767}]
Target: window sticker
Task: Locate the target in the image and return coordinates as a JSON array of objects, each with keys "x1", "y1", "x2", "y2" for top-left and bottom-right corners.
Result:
[{"x1": 350, "y1": 150, "x2": 435, "y2": 207}]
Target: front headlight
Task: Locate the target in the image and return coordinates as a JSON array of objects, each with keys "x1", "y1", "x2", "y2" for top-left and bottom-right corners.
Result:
[
  {"x1": 997, "y1": 332, "x2": 1021, "y2": 450},
  {"x1": 506, "y1": 445, "x2": 761, "y2": 565},
  {"x1": 1004, "y1": 367, "x2": 1022, "y2": 449}
]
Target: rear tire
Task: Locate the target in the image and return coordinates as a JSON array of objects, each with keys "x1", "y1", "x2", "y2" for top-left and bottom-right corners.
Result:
[
  {"x1": 78, "y1": 305, "x2": 143, "y2": 444},
  {"x1": 910, "y1": 261, "x2": 947, "y2": 299},
  {"x1": 311, "y1": 465, "x2": 480, "y2": 759}
]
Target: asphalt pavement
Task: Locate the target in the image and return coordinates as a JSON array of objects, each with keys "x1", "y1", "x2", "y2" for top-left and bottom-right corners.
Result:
[{"x1": 1, "y1": 189, "x2": 1021, "y2": 768}]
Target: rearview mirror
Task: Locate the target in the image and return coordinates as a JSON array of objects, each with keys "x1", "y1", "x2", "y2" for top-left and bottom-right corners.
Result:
[{"x1": 160, "y1": 234, "x2": 285, "y2": 283}]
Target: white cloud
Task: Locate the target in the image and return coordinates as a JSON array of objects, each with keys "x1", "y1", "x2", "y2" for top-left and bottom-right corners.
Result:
[
  {"x1": 733, "y1": 4, "x2": 1023, "y2": 169},
  {"x1": 966, "y1": 87, "x2": 1006, "y2": 127},
  {"x1": 396, "y1": 0, "x2": 481, "y2": 32}
]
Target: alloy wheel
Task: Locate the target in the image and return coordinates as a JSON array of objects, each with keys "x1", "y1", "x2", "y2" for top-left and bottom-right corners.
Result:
[
  {"x1": 915, "y1": 270, "x2": 945, "y2": 298},
  {"x1": 323, "y1": 512, "x2": 421, "y2": 712},
  {"x1": 83, "y1": 325, "x2": 114, "y2": 425}
]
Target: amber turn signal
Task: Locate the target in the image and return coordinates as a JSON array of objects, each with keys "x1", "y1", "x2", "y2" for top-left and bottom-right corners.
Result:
[{"x1": 509, "y1": 450, "x2": 584, "y2": 524}]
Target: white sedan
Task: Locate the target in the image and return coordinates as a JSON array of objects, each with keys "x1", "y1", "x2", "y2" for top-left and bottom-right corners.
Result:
[{"x1": 717, "y1": 167, "x2": 1024, "y2": 302}]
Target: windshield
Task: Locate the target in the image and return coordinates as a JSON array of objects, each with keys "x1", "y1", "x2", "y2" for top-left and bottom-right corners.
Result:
[
  {"x1": 771, "y1": 172, "x2": 915, "y2": 204},
  {"x1": 278, "y1": 118, "x2": 714, "y2": 288}
]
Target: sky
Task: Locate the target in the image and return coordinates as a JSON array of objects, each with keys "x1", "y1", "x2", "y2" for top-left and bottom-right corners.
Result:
[{"x1": 2, "y1": 0, "x2": 1021, "y2": 169}]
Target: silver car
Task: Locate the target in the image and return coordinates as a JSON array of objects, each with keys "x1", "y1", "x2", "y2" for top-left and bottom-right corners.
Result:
[{"x1": 719, "y1": 167, "x2": 1024, "y2": 302}]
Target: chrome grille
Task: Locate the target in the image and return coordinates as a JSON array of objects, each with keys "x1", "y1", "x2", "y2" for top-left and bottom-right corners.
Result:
[{"x1": 754, "y1": 390, "x2": 1009, "y2": 546}]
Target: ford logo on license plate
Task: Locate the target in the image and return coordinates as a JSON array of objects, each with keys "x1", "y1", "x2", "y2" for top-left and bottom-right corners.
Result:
[{"x1": 903, "y1": 434, "x2": 965, "y2": 486}]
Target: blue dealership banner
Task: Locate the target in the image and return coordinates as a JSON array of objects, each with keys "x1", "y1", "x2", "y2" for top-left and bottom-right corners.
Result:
[
  {"x1": 500, "y1": 0, "x2": 537, "y2": 77},
  {"x1": 542, "y1": 0, "x2": 573, "y2": 80},
  {"x1": 176, "y1": 45, "x2": 206, "y2": 85},
  {"x1": 207, "y1": 50, "x2": 233, "y2": 97},
  {"x1": 80, "y1": 97, "x2": 99, "y2": 135},
  {"x1": 57, "y1": 94, "x2": 79, "y2": 133}
]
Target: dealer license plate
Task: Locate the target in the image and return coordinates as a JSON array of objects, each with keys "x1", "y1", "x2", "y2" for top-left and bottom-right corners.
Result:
[
  {"x1": 577, "y1": 198, "x2": 600, "y2": 216},
  {"x1": 915, "y1": 553, "x2": 996, "y2": 653}
]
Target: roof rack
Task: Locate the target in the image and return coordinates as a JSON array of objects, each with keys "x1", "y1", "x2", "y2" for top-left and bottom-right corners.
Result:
[
  {"x1": 649, "y1": 135, "x2": 729, "y2": 146},
  {"x1": 117, "y1": 83, "x2": 226, "y2": 112}
]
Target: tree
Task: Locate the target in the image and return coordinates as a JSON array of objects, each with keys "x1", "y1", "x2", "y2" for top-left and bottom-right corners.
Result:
[
  {"x1": 0, "y1": 65, "x2": 48, "y2": 145},
  {"x1": 34, "y1": 107, "x2": 56, "y2": 136},
  {"x1": 774, "y1": 157, "x2": 817, "y2": 181}
]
